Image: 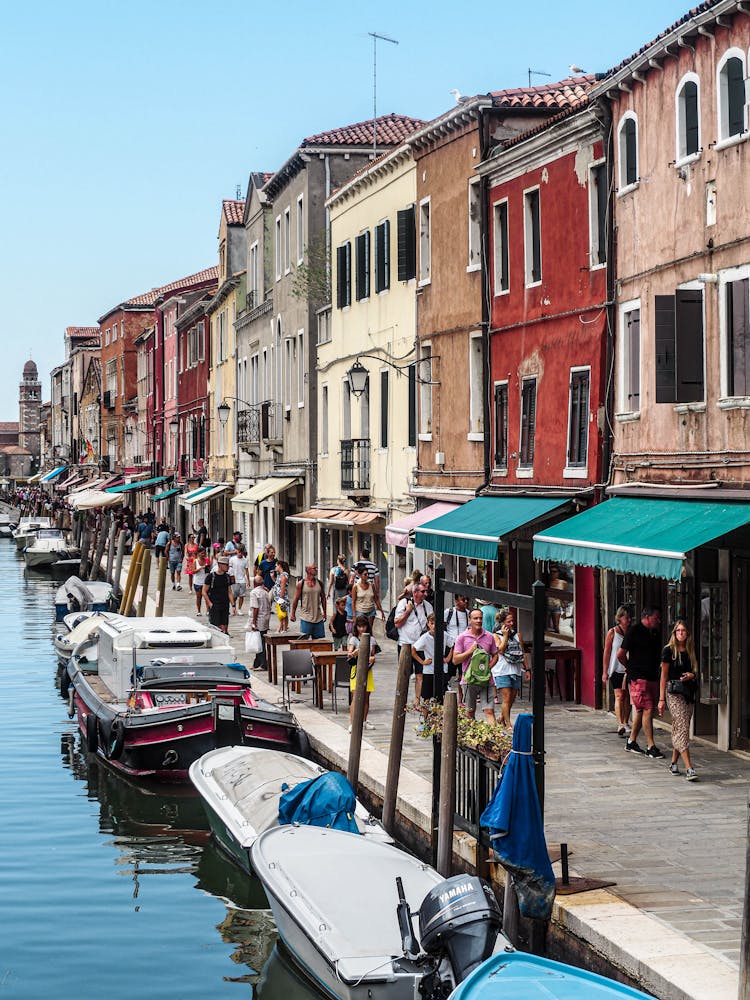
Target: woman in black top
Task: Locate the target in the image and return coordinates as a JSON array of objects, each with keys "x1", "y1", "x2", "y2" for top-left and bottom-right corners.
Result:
[{"x1": 658, "y1": 620, "x2": 698, "y2": 780}]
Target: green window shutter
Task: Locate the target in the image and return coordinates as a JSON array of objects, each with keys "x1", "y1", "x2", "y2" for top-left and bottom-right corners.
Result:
[
  {"x1": 654, "y1": 295, "x2": 676, "y2": 403},
  {"x1": 675, "y1": 289, "x2": 704, "y2": 403},
  {"x1": 397, "y1": 207, "x2": 416, "y2": 282}
]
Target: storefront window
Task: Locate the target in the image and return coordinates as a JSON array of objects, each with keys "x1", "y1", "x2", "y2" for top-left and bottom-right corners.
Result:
[
  {"x1": 699, "y1": 584, "x2": 726, "y2": 704},
  {"x1": 543, "y1": 562, "x2": 575, "y2": 641}
]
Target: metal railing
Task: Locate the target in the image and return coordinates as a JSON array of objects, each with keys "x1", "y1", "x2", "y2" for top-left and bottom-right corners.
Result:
[
  {"x1": 237, "y1": 402, "x2": 276, "y2": 445},
  {"x1": 340, "y1": 437, "x2": 370, "y2": 491}
]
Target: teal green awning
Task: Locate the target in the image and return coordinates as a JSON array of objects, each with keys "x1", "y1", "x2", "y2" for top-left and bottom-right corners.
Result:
[
  {"x1": 533, "y1": 497, "x2": 750, "y2": 580},
  {"x1": 415, "y1": 496, "x2": 570, "y2": 561},
  {"x1": 105, "y1": 476, "x2": 170, "y2": 494},
  {"x1": 151, "y1": 487, "x2": 182, "y2": 501}
]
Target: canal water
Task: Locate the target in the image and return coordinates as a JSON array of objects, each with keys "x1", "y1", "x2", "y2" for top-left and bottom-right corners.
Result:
[{"x1": 0, "y1": 540, "x2": 317, "y2": 999}]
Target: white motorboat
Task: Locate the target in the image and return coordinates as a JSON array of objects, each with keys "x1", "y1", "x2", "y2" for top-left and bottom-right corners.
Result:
[
  {"x1": 189, "y1": 746, "x2": 391, "y2": 873},
  {"x1": 13, "y1": 516, "x2": 51, "y2": 551},
  {"x1": 24, "y1": 527, "x2": 75, "y2": 569},
  {"x1": 67, "y1": 616, "x2": 307, "y2": 781},
  {"x1": 250, "y1": 825, "x2": 509, "y2": 1000},
  {"x1": 53, "y1": 611, "x2": 124, "y2": 666},
  {"x1": 54, "y1": 576, "x2": 116, "y2": 621}
]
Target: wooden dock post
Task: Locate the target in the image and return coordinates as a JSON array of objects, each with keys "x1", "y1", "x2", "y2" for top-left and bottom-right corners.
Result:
[
  {"x1": 104, "y1": 515, "x2": 117, "y2": 583},
  {"x1": 89, "y1": 517, "x2": 108, "y2": 581},
  {"x1": 382, "y1": 642, "x2": 413, "y2": 836},
  {"x1": 155, "y1": 556, "x2": 168, "y2": 617},
  {"x1": 346, "y1": 632, "x2": 371, "y2": 791},
  {"x1": 120, "y1": 542, "x2": 143, "y2": 616},
  {"x1": 136, "y1": 548, "x2": 152, "y2": 617},
  {"x1": 436, "y1": 691, "x2": 458, "y2": 877},
  {"x1": 112, "y1": 529, "x2": 126, "y2": 595},
  {"x1": 78, "y1": 525, "x2": 91, "y2": 578}
]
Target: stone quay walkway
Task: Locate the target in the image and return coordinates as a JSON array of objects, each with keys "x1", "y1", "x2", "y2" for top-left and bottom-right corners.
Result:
[{"x1": 120, "y1": 552, "x2": 746, "y2": 1000}]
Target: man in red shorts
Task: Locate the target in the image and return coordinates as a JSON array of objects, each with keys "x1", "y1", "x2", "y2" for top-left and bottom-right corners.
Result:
[{"x1": 618, "y1": 606, "x2": 664, "y2": 758}]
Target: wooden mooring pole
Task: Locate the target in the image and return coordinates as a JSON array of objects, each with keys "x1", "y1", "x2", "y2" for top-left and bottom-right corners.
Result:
[
  {"x1": 155, "y1": 556, "x2": 168, "y2": 617},
  {"x1": 382, "y1": 642, "x2": 413, "y2": 836},
  {"x1": 436, "y1": 691, "x2": 458, "y2": 877},
  {"x1": 136, "y1": 549, "x2": 152, "y2": 617},
  {"x1": 104, "y1": 516, "x2": 117, "y2": 584},
  {"x1": 346, "y1": 632, "x2": 371, "y2": 791},
  {"x1": 112, "y1": 530, "x2": 126, "y2": 594}
]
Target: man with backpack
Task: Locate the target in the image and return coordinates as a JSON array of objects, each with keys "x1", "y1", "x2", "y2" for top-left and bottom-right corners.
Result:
[
  {"x1": 202, "y1": 555, "x2": 232, "y2": 633},
  {"x1": 290, "y1": 563, "x2": 327, "y2": 638},
  {"x1": 452, "y1": 609, "x2": 499, "y2": 724}
]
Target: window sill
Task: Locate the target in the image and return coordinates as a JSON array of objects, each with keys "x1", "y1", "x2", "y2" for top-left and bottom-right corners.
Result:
[
  {"x1": 525, "y1": 279, "x2": 542, "y2": 290},
  {"x1": 615, "y1": 410, "x2": 640, "y2": 422},
  {"x1": 466, "y1": 263, "x2": 481, "y2": 274},
  {"x1": 673, "y1": 402, "x2": 706, "y2": 414},
  {"x1": 298, "y1": 401, "x2": 304, "y2": 409},
  {"x1": 589, "y1": 261, "x2": 606, "y2": 272},
  {"x1": 516, "y1": 467, "x2": 534, "y2": 478},
  {"x1": 563, "y1": 467, "x2": 589, "y2": 479},
  {"x1": 717, "y1": 396, "x2": 750, "y2": 410},
  {"x1": 494, "y1": 287, "x2": 510, "y2": 297},
  {"x1": 674, "y1": 152, "x2": 701, "y2": 169},
  {"x1": 714, "y1": 133, "x2": 747, "y2": 152},
  {"x1": 617, "y1": 181, "x2": 640, "y2": 198},
  {"x1": 467, "y1": 432, "x2": 484, "y2": 442},
  {"x1": 418, "y1": 433, "x2": 433, "y2": 442},
  {"x1": 418, "y1": 277, "x2": 432, "y2": 288},
  {"x1": 493, "y1": 466, "x2": 508, "y2": 477}
]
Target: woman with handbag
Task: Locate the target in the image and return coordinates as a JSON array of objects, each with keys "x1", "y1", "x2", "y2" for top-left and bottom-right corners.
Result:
[{"x1": 658, "y1": 620, "x2": 699, "y2": 781}]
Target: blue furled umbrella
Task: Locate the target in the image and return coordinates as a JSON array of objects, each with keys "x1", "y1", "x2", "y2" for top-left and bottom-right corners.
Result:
[{"x1": 479, "y1": 713, "x2": 555, "y2": 920}]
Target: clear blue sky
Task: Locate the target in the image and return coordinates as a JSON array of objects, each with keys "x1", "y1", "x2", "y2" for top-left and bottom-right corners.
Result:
[{"x1": 0, "y1": 0, "x2": 691, "y2": 420}]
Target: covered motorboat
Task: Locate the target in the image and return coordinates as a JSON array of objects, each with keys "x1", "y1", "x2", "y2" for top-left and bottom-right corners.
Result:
[
  {"x1": 24, "y1": 527, "x2": 76, "y2": 569},
  {"x1": 189, "y1": 747, "x2": 390, "y2": 873},
  {"x1": 67, "y1": 616, "x2": 308, "y2": 782},
  {"x1": 251, "y1": 825, "x2": 510, "y2": 1000},
  {"x1": 54, "y1": 576, "x2": 116, "y2": 621},
  {"x1": 13, "y1": 516, "x2": 51, "y2": 551},
  {"x1": 53, "y1": 611, "x2": 124, "y2": 666}
]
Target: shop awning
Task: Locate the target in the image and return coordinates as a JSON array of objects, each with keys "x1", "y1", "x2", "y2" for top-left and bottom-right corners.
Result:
[
  {"x1": 286, "y1": 507, "x2": 384, "y2": 526},
  {"x1": 151, "y1": 487, "x2": 182, "y2": 502},
  {"x1": 533, "y1": 497, "x2": 750, "y2": 581},
  {"x1": 69, "y1": 489, "x2": 124, "y2": 510},
  {"x1": 179, "y1": 483, "x2": 231, "y2": 507},
  {"x1": 100, "y1": 476, "x2": 124, "y2": 490},
  {"x1": 231, "y1": 477, "x2": 299, "y2": 510},
  {"x1": 57, "y1": 474, "x2": 85, "y2": 493},
  {"x1": 40, "y1": 465, "x2": 67, "y2": 483},
  {"x1": 415, "y1": 496, "x2": 570, "y2": 561},
  {"x1": 69, "y1": 477, "x2": 104, "y2": 494},
  {"x1": 386, "y1": 502, "x2": 460, "y2": 548},
  {"x1": 28, "y1": 472, "x2": 43, "y2": 484},
  {"x1": 105, "y1": 475, "x2": 170, "y2": 494}
]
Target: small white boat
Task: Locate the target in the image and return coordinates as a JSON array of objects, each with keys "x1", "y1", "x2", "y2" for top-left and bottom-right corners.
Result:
[
  {"x1": 251, "y1": 825, "x2": 509, "y2": 1000},
  {"x1": 24, "y1": 527, "x2": 75, "y2": 569},
  {"x1": 54, "y1": 576, "x2": 116, "y2": 622},
  {"x1": 189, "y1": 747, "x2": 391, "y2": 873},
  {"x1": 13, "y1": 516, "x2": 51, "y2": 551}
]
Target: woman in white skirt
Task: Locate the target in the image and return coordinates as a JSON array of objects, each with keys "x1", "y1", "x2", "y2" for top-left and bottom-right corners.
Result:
[{"x1": 658, "y1": 620, "x2": 699, "y2": 781}]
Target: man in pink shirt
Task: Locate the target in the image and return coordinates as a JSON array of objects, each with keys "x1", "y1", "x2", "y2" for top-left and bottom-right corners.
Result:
[{"x1": 452, "y1": 609, "x2": 499, "y2": 723}]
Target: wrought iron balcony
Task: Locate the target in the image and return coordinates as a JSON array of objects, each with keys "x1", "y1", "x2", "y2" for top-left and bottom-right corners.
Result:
[
  {"x1": 341, "y1": 438, "x2": 371, "y2": 493},
  {"x1": 237, "y1": 402, "x2": 276, "y2": 447}
]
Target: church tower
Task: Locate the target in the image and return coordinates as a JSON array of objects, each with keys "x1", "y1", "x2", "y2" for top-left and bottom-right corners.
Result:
[{"x1": 19, "y1": 358, "x2": 41, "y2": 461}]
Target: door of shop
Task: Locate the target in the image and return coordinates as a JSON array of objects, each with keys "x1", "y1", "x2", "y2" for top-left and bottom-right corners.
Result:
[{"x1": 732, "y1": 556, "x2": 750, "y2": 751}]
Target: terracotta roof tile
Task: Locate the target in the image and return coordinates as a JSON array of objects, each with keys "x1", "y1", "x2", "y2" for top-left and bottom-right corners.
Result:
[
  {"x1": 0, "y1": 445, "x2": 31, "y2": 455},
  {"x1": 121, "y1": 266, "x2": 220, "y2": 309},
  {"x1": 603, "y1": 1, "x2": 716, "y2": 78},
  {"x1": 66, "y1": 326, "x2": 100, "y2": 338},
  {"x1": 0, "y1": 422, "x2": 19, "y2": 433},
  {"x1": 222, "y1": 199, "x2": 245, "y2": 225},
  {"x1": 489, "y1": 75, "x2": 596, "y2": 110},
  {"x1": 302, "y1": 113, "x2": 425, "y2": 147}
]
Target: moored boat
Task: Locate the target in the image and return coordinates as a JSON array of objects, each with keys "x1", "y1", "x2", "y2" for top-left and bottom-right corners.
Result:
[
  {"x1": 68, "y1": 616, "x2": 308, "y2": 781},
  {"x1": 24, "y1": 527, "x2": 77, "y2": 569},
  {"x1": 189, "y1": 746, "x2": 391, "y2": 873},
  {"x1": 13, "y1": 516, "x2": 51, "y2": 551},
  {"x1": 250, "y1": 825, "x2": 510, "y2": 1000},
  {"x1": 53, "y1": 611, "x2": 124, "y2": 666},
  {"x1": 54, "y1": 575, "x2": 116, "y2": 621}
]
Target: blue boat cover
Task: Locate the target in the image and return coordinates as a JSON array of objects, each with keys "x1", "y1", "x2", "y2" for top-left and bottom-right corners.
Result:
[
  {"x1": 480, "y1": 714, "x2": 555, "y2": 921},
  {"x1": 278, "y1": 771, "x2": 360, "y2": 834},
  {"x1": 450, "y1": 951, "x2": 651, "y2": 998}
]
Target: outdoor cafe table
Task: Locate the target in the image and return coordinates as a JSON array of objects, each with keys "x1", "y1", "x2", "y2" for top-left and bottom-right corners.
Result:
[
  {"x1": 311, "y1": 650, "x2": 339, "y2": 708},
  {"x1": 264, "y1": 632, "x2": 301, "y2": 685}
]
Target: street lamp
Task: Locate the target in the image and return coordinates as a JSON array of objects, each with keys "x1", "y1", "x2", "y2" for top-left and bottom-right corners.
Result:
[
  {"x1": 346, "y1": 360, "x2": 370, "y2": 398},
  {"x1": 217, "y1": 401, "x2": 231, "y2": 427},
  {"x1": 169, "y1": 418, "x2": 179, "y2": 437},
  {"x1": 346, "y1": 353, "x2": 439, "y2": 399}
]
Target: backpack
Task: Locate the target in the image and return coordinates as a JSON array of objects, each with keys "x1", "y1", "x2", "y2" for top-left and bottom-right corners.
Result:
[
  {"x1": 463, "y1": 648, "x2": 491, "y2": 685},
  {"x1": 385, "y1": 604, "x2": 400, "y2": 641},
  {"x1": 334, "y1": 565, "x2": 347, "y2": 587}
]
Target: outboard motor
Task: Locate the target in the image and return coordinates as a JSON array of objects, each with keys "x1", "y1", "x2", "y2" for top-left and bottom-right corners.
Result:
[{"x1": 419, "y1": 875, "x2": 502, "y2": 984}]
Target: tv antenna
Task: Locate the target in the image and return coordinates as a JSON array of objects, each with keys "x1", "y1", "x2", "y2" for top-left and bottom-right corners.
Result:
[
  {"x1": 236, "y1": 184, "x2": 242, "y2": 200},
  {"x1": 528, "y1": 68, "x2": 552, "y2": 87},
  {"x1": 369, "y1": 31, "x2": 399, "y2": 152}
]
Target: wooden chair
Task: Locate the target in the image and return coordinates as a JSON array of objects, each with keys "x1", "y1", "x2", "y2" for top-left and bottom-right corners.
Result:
[
  {"x1": 331, "y1": 654, "x2": 352, "y2": 714},
  {"x1": 282, "y1": 649, "x2": 316, "y2": 708}
]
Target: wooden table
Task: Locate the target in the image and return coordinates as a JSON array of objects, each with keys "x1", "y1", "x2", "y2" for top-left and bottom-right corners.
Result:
[
  {"x1": 545, "y1": 645, "x2": 582, "y2": 703},
  {"x1": 311, "y1": 650, "x2": 340, "y2": 709},
  {"x1": 264, "y1": 632, "x2": 301, "y2": 685}
]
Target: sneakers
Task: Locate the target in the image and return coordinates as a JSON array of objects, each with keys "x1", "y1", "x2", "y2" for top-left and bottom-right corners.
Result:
[
  {"x1": 617, "y1": 725, "x2": 628, "y2": 738},
  {"x1": 686, "y1": 768, "x2": 698, "y2": 781},
  {"x1": 669, "y1": 762, "x2": 680, "y2": 775},
  {"x1": 645, "y1": 745, "x2": 665, "y2": 759},
  {"x1": 625, "y1": 740, "x2": 645, "y2": 754}
]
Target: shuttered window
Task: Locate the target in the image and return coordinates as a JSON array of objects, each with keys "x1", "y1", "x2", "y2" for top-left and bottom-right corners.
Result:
[
  {"x1": 356, "y1": 231, "x2": 370, "y2": 301},
  {"x1": 494, "y1": 382, "x2": 508, "y2": 469},
  {"x1": 336, "y1": 243, "x2": 351, "y2": 309},
  {"x1": 677, "y1": 79, "x2": 700, "y2": 158},
  {"x1": 375, "y1": 220, "x2": 390, "y2": 292},
  {"x1": 618, "y1": 115, "x2": 638, "y2": 189},
  {"x1": 722, "y1": 56, "x2": 745, "y2": 138},
  {"x1": 397, "y1": 207, "x2": 416, "y2": 282},
  {"x1": 727, "y1": 278, "x2": 750, "y2": 396},
  {"x1": 624, "y1": 308, "x2": 641, "y2": 411},
  {"x1": 567, "y1": 369, "x2": 590, "y2": 468},
  {"x1": 524, "y1": 189, "x2": 541, "y2": 285},
  {"x1": 519, "y1": 378, "x2": 537, "y2": 467},
  {"x1": 590, "y1": 162, "x2": 607, "y2": 266},
  {"x1": 654, "y1": 290, "x2": 704, "y2": 403},
  {"x1": 493, "y1": 200, "x2": 509, "y2": 293}
]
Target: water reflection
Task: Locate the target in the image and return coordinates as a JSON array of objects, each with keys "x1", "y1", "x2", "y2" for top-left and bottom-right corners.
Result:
[{"x1": 255, "y1": 944, "x2": 320, "y2": 1000}]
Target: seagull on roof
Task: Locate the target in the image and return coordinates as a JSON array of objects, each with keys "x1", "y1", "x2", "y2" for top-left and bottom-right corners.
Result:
[
  {"x1": 570, "y1": 64, "x2": 587, "y2": 74},
  {"x1": 450, "y1": 88, "x2": 470, "y2": 105}
]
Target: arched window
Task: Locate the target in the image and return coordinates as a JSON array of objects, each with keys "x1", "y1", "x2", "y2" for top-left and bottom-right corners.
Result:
[
  {"x1": 617, "y1": 112, "x2": 638, "y2": 190},
  {"x1": 717, "y1": 50, "x2": 746, "y2": 141},
  {"x1": 676, "y1": 74, "x2": 700, "y2": 160}
]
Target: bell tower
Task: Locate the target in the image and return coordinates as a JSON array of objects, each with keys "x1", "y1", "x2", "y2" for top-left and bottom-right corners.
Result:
[{"x1": 19, "y1": 358, "x2": 41, "y2": 461}]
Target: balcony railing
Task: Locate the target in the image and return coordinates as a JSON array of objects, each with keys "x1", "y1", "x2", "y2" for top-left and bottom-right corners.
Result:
[
  {"x1": 237, "y1": 402, "x2": 276, "y2": 447},
  {"x1": 341, "y1": 438, "x2": 370, "y2": 492}
]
